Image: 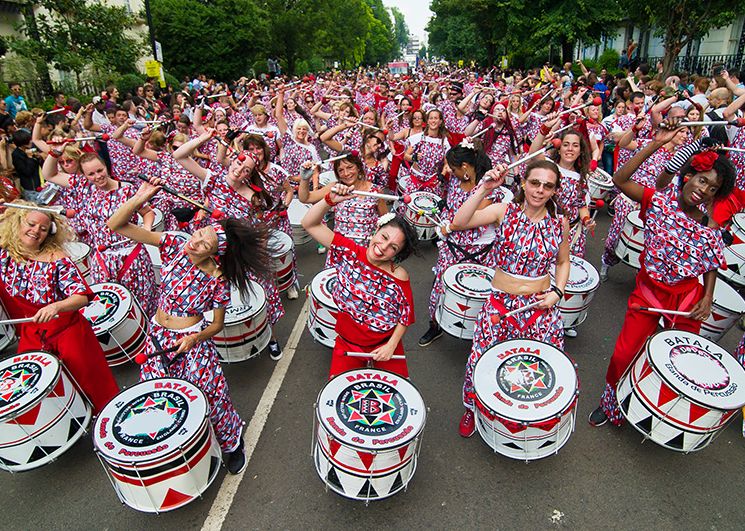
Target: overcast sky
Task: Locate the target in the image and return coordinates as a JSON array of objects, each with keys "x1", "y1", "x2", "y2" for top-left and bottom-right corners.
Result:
[{"x1": 382, "y1": 0, "x2": 432, "y2": 43}]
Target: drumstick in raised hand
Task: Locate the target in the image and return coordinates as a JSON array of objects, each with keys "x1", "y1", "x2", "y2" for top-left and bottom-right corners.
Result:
[
  {"x1": 484, "y1": 138, "x2": 562, "y2": 181},
  {"x1": 332, "y1": 186, "x2": 411, "y2": 204},
  {"x1": 630, "y1": 303, "x2": 691, "y2": 316},
  {"x1": 2, "y1": 202, "x2": 76, "y2": 218},
  {"x1": 136, "y1": 174, "x2": 225, "y2": 219},
  {"x1": 346, "y1": 352, "x2": 406, "y2": 360}
]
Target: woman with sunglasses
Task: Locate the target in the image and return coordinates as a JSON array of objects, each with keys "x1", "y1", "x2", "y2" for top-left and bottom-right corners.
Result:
[{"x1": 451, "y1": 159, "x2": 570, "y2": 437}]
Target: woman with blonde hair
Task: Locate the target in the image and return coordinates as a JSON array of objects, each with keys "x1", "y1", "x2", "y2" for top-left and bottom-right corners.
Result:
[{"x1": 0, "y1": 200, "x2": 119, "y2": 412}]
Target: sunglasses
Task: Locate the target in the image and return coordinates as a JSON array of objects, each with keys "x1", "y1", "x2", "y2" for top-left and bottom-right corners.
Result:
[{"x1": 526, "y1": 178, "x2": 557, "y2": 190}]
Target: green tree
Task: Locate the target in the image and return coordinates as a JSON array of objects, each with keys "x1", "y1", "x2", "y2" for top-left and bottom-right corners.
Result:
[
  {"x1": 621, "y1": 0, "x2": 745, "y2": 77},
  {"x1": 362, "y1": 0, "x2": 396, "y2": 65},
  {"x1": 418, "y1": 45, "x2": 427, "y2": 59},
  {"x1": 11, "y1": 0, "x2": 142, "y2": 90},
  {"x1": 390, "y1": 7, "x2": 409, "y2": 58},
  {"x1": 150, "y1": 0, "x2": 268, "y2": 80},
  {"x1": 312, "y1": 0, "x2": 369, "y2": 69}
]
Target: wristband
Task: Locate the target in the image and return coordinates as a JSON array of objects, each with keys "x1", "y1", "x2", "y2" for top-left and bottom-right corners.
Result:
[
  {"x1": 324, "y1": 192, "x2": 335, "y2": 206},
  {"x1": 49, "y1": 150, "x2": 60, "y2": 159},
  {"x1": 551, "y1": 285, "x2": 564, "y2": 299},
  {"x1": 539, "y1": 124, "x2": 551, "y2": 136}
]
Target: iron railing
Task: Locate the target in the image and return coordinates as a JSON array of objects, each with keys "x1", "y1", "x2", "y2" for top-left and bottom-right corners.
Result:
[{"x1": 643, "y1": 54, "x2": 745, "y2": 75}]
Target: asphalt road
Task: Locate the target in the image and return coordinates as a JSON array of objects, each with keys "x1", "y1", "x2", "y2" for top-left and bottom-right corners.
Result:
[{"x1": 2, "y1": 212, "x2": 745, "y2": 531}]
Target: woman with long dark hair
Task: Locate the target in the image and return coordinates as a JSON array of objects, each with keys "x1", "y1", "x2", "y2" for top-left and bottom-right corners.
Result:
[{"x1": 108, "y1": 180, "x2": 274, "y2": 474}]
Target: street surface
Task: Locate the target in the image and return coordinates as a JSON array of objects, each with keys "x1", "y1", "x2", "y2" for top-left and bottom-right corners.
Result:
[{"x1": 3, "y1": 212, "x2": 745, "y2": 530}]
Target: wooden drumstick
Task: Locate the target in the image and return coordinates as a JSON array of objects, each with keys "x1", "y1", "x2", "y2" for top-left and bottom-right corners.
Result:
[
  {"x1": 136, "y1": 174, "x2": 225, "y2": 219},
  {"x1": 3, "y1": 202, "x2": 76, "y2": 218},
  {"x1": 543, "y1": 97, "x2": 603, "y2": 121},
  {"x1": 0, "y1": 316, "x2": 59, "y2": 325},
  {"x1": 339, "y1": 188, "x2": 410, "y2": 203},
  {"x1": 346, "y1": 352, "x2": 406, "y2": 360},
  {"x1": 630, "y1": 303, "x2": 691, "y2": 316},
  {"x1": 484, "y1": 139, "x2": 562, "y2": 181},
  {"x1": 719, "y1": 146, "x2": 745, "y2": 154},
  {"x1": 490, "y1": 300, "x2": 544, "y2": 323},
  {"x1": 677, "y1": 118, "x2": 745, "y2": 127},
  {"x1": 134, "y1": 346, "x2": 179, "y2": 365}
]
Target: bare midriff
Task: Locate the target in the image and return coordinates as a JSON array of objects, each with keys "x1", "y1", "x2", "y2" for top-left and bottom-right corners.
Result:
[{"x1": 491, "y1": 268, "x2": 550, "y2": 295}]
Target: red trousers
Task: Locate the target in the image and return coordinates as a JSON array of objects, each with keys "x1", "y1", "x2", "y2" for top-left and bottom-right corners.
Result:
[
  {"x1": 713, "y1": 188, "x2": 745, "y2": 227},
  {"x1": 605, "y1": 268, "x2": 702, "y2": 386},
  {"x1": 328, "y1": 315, "x2": 408, "y2": 379}
]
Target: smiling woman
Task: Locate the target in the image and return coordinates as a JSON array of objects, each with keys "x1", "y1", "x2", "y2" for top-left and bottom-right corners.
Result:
[{"x1": 302, "y1": 184, "x2": 418, "y2": 379}]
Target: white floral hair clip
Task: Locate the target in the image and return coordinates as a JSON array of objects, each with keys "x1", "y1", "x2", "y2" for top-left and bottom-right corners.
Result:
[
  {"x1": 376, "y1": 212, "x2": 396, "y2": 228},
  {"x1": 460, "y1": 138, "x2": 475, "y2": 150}
]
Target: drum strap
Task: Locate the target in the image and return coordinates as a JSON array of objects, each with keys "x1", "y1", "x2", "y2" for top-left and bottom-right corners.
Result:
[
  {"x1": 489, "y1": 293, "x2": 545, "y2": 331},
  {"x1": 637, "y1": 278, "x2": 699, "y2": 328},
  {"x1": 117, "y1": 243, "x2": 144, "y2": 282},
  {"x1": 446, "y1": 240, "x2": 494, "y2": 263}
]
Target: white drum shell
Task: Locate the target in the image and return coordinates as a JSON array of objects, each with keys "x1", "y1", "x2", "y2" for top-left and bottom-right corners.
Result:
[
  {"x1": 288, "y1": 199, "x2": 312, "y2": 245},
  {"x1": 436, "y1": 264, "x2": 494, "y2": 340},
  {"x1": 307, "y1": 269, "x2": 338, "y2": 348},
  {"x1": 615, "y1": 210, "x2": 644, "y2": 269},
  {"x1": 719, "y1": 244, "x2": 745, "y2": 289}
]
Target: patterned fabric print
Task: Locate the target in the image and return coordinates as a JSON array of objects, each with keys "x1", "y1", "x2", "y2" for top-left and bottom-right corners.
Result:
[
  {"x1": 631, "y1": 138, "x2": 675, "y2": 188},
  {"x1": 523, "y1": 113, "x2": 544, "y2": 144},
  {"x1": 157, "y1": 233, "x2": 231, "y2": 317},
  {"x1": 557, "y1": 167, "x2": 589, "y2": 258},
  {"x1": 462, "y1": 290, "x2": 564, "y2": 408},
  {"x1": 642, "y1": 188, "x2": 724, "y2": 284},
  {"x1": 68, "y1": 173, "x2": 158, "y2": 315},
  {"x1": 333, "y1": 127, "x2": 363, "y2": 154},
  {"x1": 614, "y1": 114, "x2": 654, "y2": 170},
  {"x1": 586, "y1": 120, "x2": 608, "y2": 145},
  {"x1": 484, "y1": 124, "x2": 515, "y2": 169},
  {"x1": 735, "y1": 333, "x2": 745, "y2": 369},
  {"x1": 438, "y1": 99, "x2": 468, "y2": 133},
  {"x1": 100, "y1": 123, "x2": 142, "y2": 182},
  {"x1": 331, "y1": 190, "x2": 381, "y2": 246},
  {"x1": 365, "y1": 162, "x2": 388, "y2": 188},
  {"x1": 329, "y1": 235, "x2": 414, "y2": 333},
  {"x1": 140, "y1": 321, "x2": 243, "y2": 452},
  {"x1": 279, "y1": 132, "x2": 320, "y2": 182},
  {"x1": 399, "y1": 134, "x2": 450, "y2": 197},
  {"x1": 487, "y1": 202, "x2": 564, "y2": 277},
  {"x1": 427, "y1": 182, "x2": 504, "y2": 319},
  {"x1": 602, "y1": 194, "x2": 639, "y2": 267},
  {"x1": 600, "y1": 383, "x2": 625, "y2": 426},
  {"x1": 0, "y1": 249, "x2": 90, "y2": 304},
  {"x1": 201, "y1": 169, "x2": 285, "y2": 325},
  {"x1": 730, "y1": 127, "x2": 745, "y2": 190},
  {"x1": 55, "y1": 173, "x2": 87, "y2": 235},
  {"x1": 355, "y1": 91, "x2": 375, "y2": 110},
  {"x1": 260, "y1": 164, "x2": 292, "y2": 234},
  {"x1": 198, "y1": 138, "x2": 219, "y2": 170}
]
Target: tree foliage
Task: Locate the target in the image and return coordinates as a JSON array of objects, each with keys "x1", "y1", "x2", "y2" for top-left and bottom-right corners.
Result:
[
  {"x1": 428, "y1": 0, "x2": 621, "y2": 66},
  {"x1": 620, "y1": 0, "x2": 745, "y2": 77},
  {"x1": 390, "y1": 7, "x2": 409, "y2": 57},
  {"x1": 11, "y1": 0, "x2": 142, "y2": 80}
]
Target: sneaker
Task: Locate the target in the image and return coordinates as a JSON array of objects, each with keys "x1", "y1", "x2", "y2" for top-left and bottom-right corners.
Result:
[
  {"x1": 418, "y1": 322, "x2": 443, "y2": 347},
  {"x1": 268, "y1": 339, "x2": 283, "y2": 361},
  {"x1": 588, "y1": 406, "x2": 608, "y2": 427},
  {"x1": 317, "y1": 244, "x2": 327, "y2": 255},
  {"x1": 225, "y1": 438, "x2": 247, "y2": 475},
  {"x1": 599, "y1": 263, "x2": 609, "y2": 283},
  {"x1": 287, "y1": 284, "x2": 299, "y2": 300},
  {"x1": 459, "y1": 410, "x2": 476, "y2": 438},
  {"x1": 564, "y1": 328, "x2": 578, "y2": 338}
]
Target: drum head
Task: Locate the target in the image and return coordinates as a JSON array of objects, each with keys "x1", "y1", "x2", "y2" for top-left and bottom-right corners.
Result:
[
  {"x1": 268, "y1": 230, "x2": 293, "y2": 255},
  {"x1": 474, "y1": 340, "x2": 578, "y2": 423},
  {"x1": 311, "y1": 268, "x2": 337, "y2": 309},
  {"x1": 317, "y1": 369, "x2": 426, "y2": 451},
  {"x1": 589, "y1": 169, "x2": 613, "y2": 186},
  {"x1": 406, "y1": 192, "x2": 440, "y2": 214},
  {"x1": 442, "y1": 264, "x2": 494, "y2": 299},
  {"x1": 287, "y1": 200, "x2": 310, "y2": 224},
  {"x1": 646, "y1": 330, "x2": 745, "y2": 410},
  {"x1": 627, "y1": 210, "x2": 643, "y2": 228},
  {"x1": 565, "y1": 256, "x2": 599, "y2": 294},
  {"x1": 205, "y1": 280, "x2": 265, "y2": 326},
  {"x1": 0, "y1": 351, "x2": 60, "y2": 420},
  {"x1": 64, "y1": 241, "x2": 91, "y2": 261},
  {"x1": 82, "y1": 282, "x2": 134, "y2": 333},
  {"x1": 94, "y1": 378, "x2": 208, "y2": 463}
]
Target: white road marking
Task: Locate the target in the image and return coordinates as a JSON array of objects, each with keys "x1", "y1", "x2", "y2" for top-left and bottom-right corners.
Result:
[{"x1": 201, "y1": 298, "x2": 311, "y2": 531}]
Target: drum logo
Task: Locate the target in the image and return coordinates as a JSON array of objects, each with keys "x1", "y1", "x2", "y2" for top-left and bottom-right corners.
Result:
[
  {"x1": 85, "y1": 290, "x2": 121, "y2": 325},
  {"x1": 337, "y1": 382, "x2": 407, "y2": 436},
  {"x1": 497, "y1": 354, "x2": 555, "y2": 401},
  {"x1": 113, "y1": 391, "x2": 188, "y2": 447},
  {"x1": 0, "y1": 362, "x2": 42, "y2": 407},
  {"x1": 668, "y1": 345, "x2": 730, "y2": 391}
]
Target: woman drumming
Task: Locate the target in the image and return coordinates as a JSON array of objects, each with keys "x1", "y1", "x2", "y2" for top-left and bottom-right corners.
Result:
[
  {"x1": 276, "y1": 89, "x2": 320, "y2": 189},
  {"x1": 588, "y1": 123, "x2": 735, "y2": 427},
  {"x1": 302, "y1": 189, "x2": 418, "y2": 378},
  {"x1": 41, "y1": 151, "x2": 158, "y2": 316},
  {"x1": 452, "y1": 160, "x2": 570, "y2": 437},
  {"x1": 298, "y1": 151, "x2": 388, "y2": 262},
  {"x1": 107, "y1": 181, "x2": 272, "y2": 474},
  {"x1": 0, "y1": 201, "x2": 119, "y2": 413},
  {"x1": 241, "y1": 104, "x2": 281, "y2": 162},
  {"x1": 399, "y1": 109, "x2": 451, "y2": 197},
  {"x1": 173, "y1": 131, "x2": 289, "y2": 355},
  {"x1": 419, "y1": 142, "x2": 505, "y2": 347}
]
